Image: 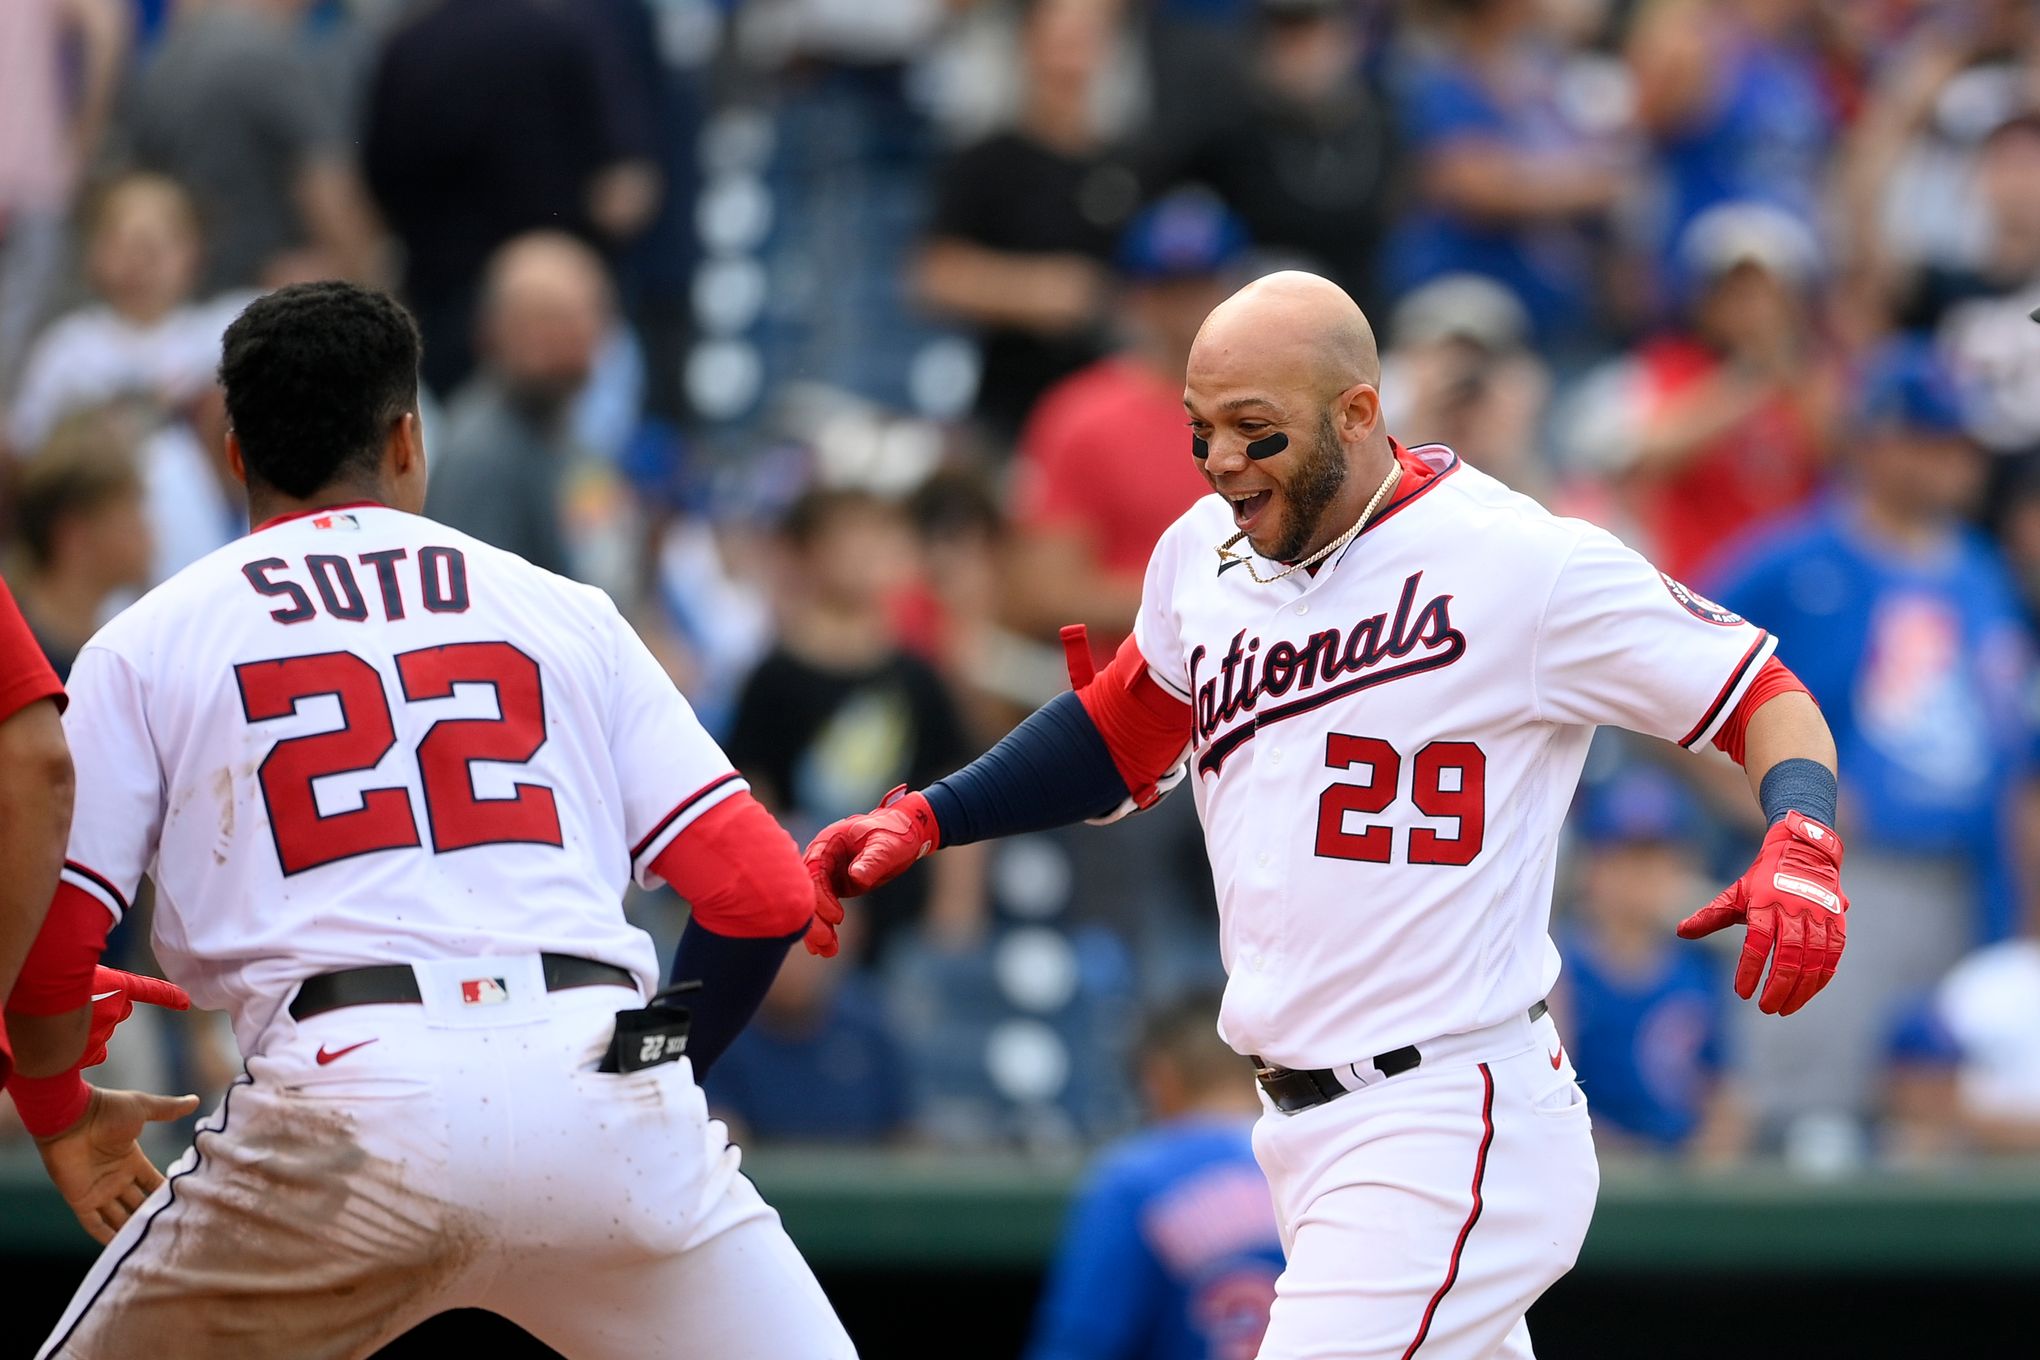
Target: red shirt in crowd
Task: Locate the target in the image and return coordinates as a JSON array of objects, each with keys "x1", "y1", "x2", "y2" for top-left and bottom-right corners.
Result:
[
  {"x1": 1011, "y1": 355, "x2": 1213, "y2": 583},
  {"x1": 1629, "y1": 336, "x2": 1827, "y2": 583}
]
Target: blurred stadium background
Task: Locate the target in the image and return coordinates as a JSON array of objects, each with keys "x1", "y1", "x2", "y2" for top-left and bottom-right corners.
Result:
[{"x1": 5, "y1": 0, "x2": 2040, "y2": 1355}]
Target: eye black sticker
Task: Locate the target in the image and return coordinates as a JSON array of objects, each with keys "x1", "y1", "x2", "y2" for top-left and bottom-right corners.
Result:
[
  {"x1": 1246, "y1": 432, "x2": 1289, "y2": 460},
  {"x1": 1192, "y1": 434, "x2": 1209, "y2": 459}
]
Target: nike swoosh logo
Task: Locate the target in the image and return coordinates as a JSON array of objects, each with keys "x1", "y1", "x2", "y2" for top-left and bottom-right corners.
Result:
[
  {"x1": 1549, "y1": 1047, "x2": 1564, "y2": 1070},
  {"x1": 315, "y1": 1039, "x2": 378, "y2": 1066},
  {"x1": 90, "y1": 991, "x2": 120, "y2": 1003}
]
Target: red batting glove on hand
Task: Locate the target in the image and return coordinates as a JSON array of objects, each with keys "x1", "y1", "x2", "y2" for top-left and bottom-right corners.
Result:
[
  {"x1": 801, "y1": 785, "x2": 940, "y2": 953},
  {"x1": 83, "y1": 967, "x2": 191, "y2": 1069},
  {"x1": 1677, "y1": 811, "x2": 1847, "y2": 1016},
  {"x1": 804, "y1": 865, "x2": 846, "y2": 959}
]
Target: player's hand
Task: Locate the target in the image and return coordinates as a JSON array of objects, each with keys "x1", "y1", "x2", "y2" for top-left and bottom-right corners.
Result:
[
  {"x1": 1677, "y1": 811, "x2": 1847, "y2": 1016},
  {"x1": 804, "y1": 864, "x2": 846, "y2": 959},
  {"x1": 83, "y1": 966, "x2": 192, "y2": 1069},
  {"x1": 803, "y1": 786, "x2": 940, "y2": 901},
  {"x1": 35, "y1": 1085, "x2": 200, "y2": 1244}
]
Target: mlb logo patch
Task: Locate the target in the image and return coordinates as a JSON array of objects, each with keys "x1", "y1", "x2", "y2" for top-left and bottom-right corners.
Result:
[
  {"x1": 460, "y1": 977, "x2": 509, "y2": 1006},
  {"x1": 312, "y1": 512, "x2": 360, "y2": 531}
]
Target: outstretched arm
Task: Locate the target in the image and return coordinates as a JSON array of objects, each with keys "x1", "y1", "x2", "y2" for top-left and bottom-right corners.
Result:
[
  {"x1": 1678, "y1": 664, "x2": 1847, "y2": 1015},
  {"x1": 805, "y1": 636, "x2": 1194, "y2": 899}
]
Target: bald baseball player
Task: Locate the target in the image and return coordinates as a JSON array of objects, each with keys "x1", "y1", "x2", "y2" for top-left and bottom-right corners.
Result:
[
  {"x1": 34, "y1": 281, "x2": 856, "y2": 1360},
  {"x1": 809, "y1": 272, "x2": 1847, "y2": 1358}
]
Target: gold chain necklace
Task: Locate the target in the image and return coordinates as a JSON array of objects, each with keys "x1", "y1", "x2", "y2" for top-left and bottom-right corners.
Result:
[{"x1": 1215, "y1": 460, "x2": 1403, "y2": 586}]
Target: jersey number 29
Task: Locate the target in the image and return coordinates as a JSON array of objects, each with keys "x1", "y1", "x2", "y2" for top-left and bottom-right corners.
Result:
[
  {"x1": 235, "y1": 643, "x2": 562, "y2": 875},
  {"x1": 1315, "y1": 733, "x2": 1486, "y2": 866}
]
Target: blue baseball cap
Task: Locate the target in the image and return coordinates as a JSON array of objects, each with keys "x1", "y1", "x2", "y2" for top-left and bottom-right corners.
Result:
[
  {"x1": 1117, "y1": 190, "x2": 1249, "y2": 283},
  {"x1": 1574, "y1": 766, "x2": 1702, "y2": 848},
  {"x1": 1854, "y1": 337, "x2": 1969, "y2": 437}
]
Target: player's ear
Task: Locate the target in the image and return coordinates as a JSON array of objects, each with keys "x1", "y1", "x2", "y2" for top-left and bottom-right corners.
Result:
[
  {"x1": 224, "y1": 429, "x2": 248, "y2": 488},
  {"x1": 1335, "y1": 381, "x2": 1381, "y2": 447}
]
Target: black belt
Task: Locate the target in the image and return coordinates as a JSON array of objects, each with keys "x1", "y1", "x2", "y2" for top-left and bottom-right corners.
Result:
[
  {"x1": 289, "y1": 953, "x2": 635, "y2": 1021},
  {"x1": 1253, "y1": 1000, "x2": 1549, "y2": 1115}
]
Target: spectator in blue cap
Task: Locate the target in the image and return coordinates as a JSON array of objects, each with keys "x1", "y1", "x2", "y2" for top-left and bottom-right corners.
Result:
[
  {"x1": 1706, "y1": 336, "x2": 2040, "y2": 1152},
  {"x1": 1005, "y1": 189, "x2": 1251, "y2": 652},
  {"x1": 1551, "y1": 762, "x2": 1744, "y2": 1161}
]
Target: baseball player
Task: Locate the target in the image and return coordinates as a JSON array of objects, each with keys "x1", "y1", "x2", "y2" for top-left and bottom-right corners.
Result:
[
  {"x1": 809, "y1": 272, "x2": 1849, "y2": 1358},
  {"x1": 32, "y1": 282, "x2": 856, "y2": 1360}
]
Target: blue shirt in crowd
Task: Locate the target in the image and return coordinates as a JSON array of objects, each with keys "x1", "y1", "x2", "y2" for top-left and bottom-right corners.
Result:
[
  {"x1": 1709, "y1": 500, "x2": 2039, "y2": 940},
  {"x1": 1386, "y1": 45, "x2": 1600, "y2": 343},
  {"x1": 1558, "y1": 925, "x2": 1726, "y2": 1149},
  {"x1": 703, "y1": 975, "x2": 913, "y2": 1144},
  {"x1": 1027, "y1": 1118, "x2": 1284, "y2": 1360}
]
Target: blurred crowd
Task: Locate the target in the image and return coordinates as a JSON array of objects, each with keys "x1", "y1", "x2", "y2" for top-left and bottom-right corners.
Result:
[{"x1": 5, "y1": 0, "x2": 2040, "y2": 1197}]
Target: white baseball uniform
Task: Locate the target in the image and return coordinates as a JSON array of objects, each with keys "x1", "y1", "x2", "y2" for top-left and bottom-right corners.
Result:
[
  {"x1": 1133, "y1": 444, "x2": 1775, "y2": 1359},
  {"x1": 39, "y1": 502, "x2": 856, "y2": 1360}
]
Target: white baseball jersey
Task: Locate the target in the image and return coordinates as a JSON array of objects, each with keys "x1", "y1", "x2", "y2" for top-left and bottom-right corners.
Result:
[
  {"x1": 1135, "y1": 445, "x2": 1775, "y2": 1070},
  {"x1": 58, "y1": 502, "x2": 746, "y2": 1056}
]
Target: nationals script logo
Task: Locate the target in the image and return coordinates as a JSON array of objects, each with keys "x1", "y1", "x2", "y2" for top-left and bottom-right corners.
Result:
[{"x1": 1192, "y1": 571, "x2": 1465, "y2": 775}]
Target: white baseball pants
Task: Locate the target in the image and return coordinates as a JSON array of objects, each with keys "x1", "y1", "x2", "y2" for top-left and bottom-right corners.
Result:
[
  {"x1": 37, "y1": 964, "x2": 857, "y2": 1360},
  {"x1": 1251, "y1": 1008, "x2": 1599, "y2": 1359}
]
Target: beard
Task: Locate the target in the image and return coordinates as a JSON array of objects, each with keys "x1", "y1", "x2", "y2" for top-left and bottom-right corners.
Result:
[{"x1": 1263, "y1": 411, "x2": 1349, "y2": 562}]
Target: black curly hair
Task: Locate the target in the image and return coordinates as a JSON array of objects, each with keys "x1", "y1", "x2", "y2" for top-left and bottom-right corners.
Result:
[{"x1": 217, "y1": 281, "x2": 422, "y2": 499}]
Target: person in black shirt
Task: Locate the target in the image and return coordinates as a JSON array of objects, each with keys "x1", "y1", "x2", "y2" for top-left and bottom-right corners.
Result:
[
  {"x1": 1145, "y1": 0, "x2": 1397, "y2": 315},
  {"x1": 726, "y1": 488, "x2": 986, "y2": 965},
  {"x1": 914, "y1": 0, "x2": 1142, "y2": 448}
]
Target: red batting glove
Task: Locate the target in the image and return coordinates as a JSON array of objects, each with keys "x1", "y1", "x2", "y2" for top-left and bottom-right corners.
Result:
[
  {"x1": 82, "y1": 967, "x2": 191, "y2": 1069},
  {"x1": 803, "y1": 785, "x2": 940, "y2": 902},
  {"x1": 804, "y1": 865, "x2": 847, "y2": 959},
  {"x1": 1677, "y1": 811, "x2": 1847, "y2": 1016}
]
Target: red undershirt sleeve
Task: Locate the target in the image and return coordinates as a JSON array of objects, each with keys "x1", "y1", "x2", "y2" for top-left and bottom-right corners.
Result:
[
  {"x1": 1709, "y1": 657, "x2": 1813, "y2": 767},
  {"x1": 1072, "y1": 634, "x2": 1195, "y2": 808},
  {"x1": 647, "y1": 792, "x2": 817, "y2": 938}
]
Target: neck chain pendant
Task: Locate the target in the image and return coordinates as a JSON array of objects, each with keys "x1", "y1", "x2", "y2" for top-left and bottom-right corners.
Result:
[{"x1": 1215, "y1": 460, "x2": 1403, "y2": 586}]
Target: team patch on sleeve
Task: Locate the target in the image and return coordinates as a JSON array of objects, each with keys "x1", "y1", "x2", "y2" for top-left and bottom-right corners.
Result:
[{"x1": 1660, "y1": 573, "x2": 1745, "y2": 626}]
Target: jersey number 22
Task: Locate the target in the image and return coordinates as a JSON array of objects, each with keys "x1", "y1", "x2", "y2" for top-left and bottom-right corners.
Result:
[{"x1": 235, "y1": 643, "x2": 562, "y2": 875}]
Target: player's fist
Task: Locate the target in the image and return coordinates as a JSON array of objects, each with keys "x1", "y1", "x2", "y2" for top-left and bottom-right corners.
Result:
[
  {"x1": 83, "y1": 966, "x2": 192, "y2": 1070},
  {"x1": 1678, "y1": 811, "x2": 1847, "y2": 1016},
  {"x1": 802, "y1": 785, "x2": 941, "y2": 900}
]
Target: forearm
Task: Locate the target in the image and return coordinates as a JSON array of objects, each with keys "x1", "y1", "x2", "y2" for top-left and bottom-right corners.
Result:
[
  {"x1": 0, "y1": 704, "x2": 74, "y2": 999},
  {"x1": 61, "y1": 0, "x2": 129, "y2": 169},
  {"x1": 923, "y1": 692, "x2": 1130, "y2": 846},
  {"x1": 3, "y1": 1007, "x2": 89, "y2": 1078},
  {"x1": 1740, "y1": 691, "x2": 1838, "y2": 825},
  {"x1": 666, "y1": 920, "x2": 800, "y2": 1077},
  {"x1": 913, "y1": 240, "x2": 1100, "y2": 333}
]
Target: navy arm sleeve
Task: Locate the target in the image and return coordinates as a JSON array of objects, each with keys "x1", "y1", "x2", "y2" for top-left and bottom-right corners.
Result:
[
  {"x1": 667, "y1": 919, "x2": 802, "y2": 1077},
  {"x1": 921, "y1": 692, "x2": 1131, "y2": 847}
]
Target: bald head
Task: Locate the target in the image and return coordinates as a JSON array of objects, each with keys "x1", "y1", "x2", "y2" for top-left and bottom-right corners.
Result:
[
  {"x1": 480, "y1": 231, "x2": 613, "y2": 396},
  {"x1": 1190, "y1": 271, "x2": 1379, "y2": 398}
]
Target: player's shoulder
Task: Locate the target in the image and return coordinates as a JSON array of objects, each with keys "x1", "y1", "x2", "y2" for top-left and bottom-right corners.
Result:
[
  {"x1": 1149, "y1": 492, "x2": 1234, "y2": 568},
  {"x1": 1419, "y1": 447, "x2": 1591, "y2": 561}
]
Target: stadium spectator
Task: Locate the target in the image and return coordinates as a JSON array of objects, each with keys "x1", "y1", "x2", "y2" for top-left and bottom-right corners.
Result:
[
  {"x1": 1930, "y1": 920, "x2": 2040, "y2": 1155},
  {"x1": 1625, "y1": 0, "x2": 1837, "y2": 275},
  {"x1": 1378, "y1": 272, "x2": 1552, "y2": 497},
  {"x1": 1384, "y1": 0, "x2": 1632, "y2": 350},
  {"x1": 0, "y1": 0, "x2": 129, "y2": 404},
  {"x1": 1004, "y1": 190, "x2": 1246, "y2": 648},
  {"x1": 1144, "y1": 0, "x2": 1397, "y2": 310},
  {"x1": 914, "y1": 0, "x2": 1143, "y2": 447},
  {"x1": 725, "y1": 488, "x2": 985, "y2": 963},
  {"x1": 1709, "y1": 338, "x2": 2040, "y2": 1144},
  {"x1": 6, "y1": 174, "x2": 223, "y2": 455},
  {"x1": 1025, "y1": 993, "x2": 1281, "y2": 1360},
  {"x1": 365, "y1": 0, "x2": 661, "y2": 396},
  {"x1": 7, "y1": 410, "x2": 154, "y2": 679},
  {"x1": 1551, "y1": 764, "x2": 1742, "y2": 1161},
  {"x1": 1603, "y1": 200, "x2": 1840, "y2": 581},
  {"x1": 426, "y1": 233, "x2": 619, "y2": 586},
  {"x1": 128, "y1": 0, "x2": 383, "y2": 294},
  {"x1": 703, "y1": 911, "x2": 914, "y2": 1146}
]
